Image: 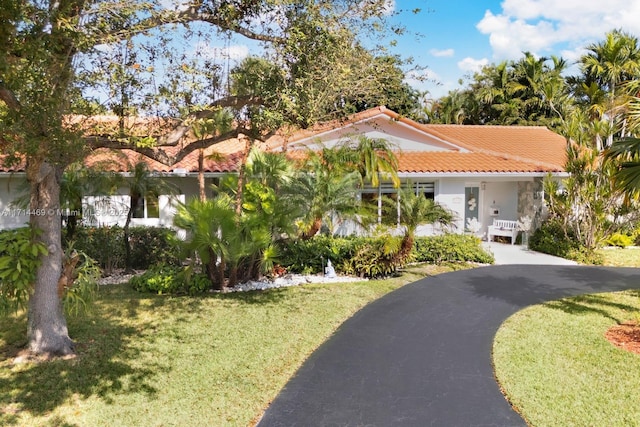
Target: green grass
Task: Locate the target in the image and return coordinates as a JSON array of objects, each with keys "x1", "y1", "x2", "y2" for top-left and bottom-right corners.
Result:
[
  {"x1": 0, "y1": 264, "x2": 451, "y2": 427},
  {"x1": 598, "y1": 247, "x2": 640, "y2": 267},
  {"x1": 493, "y1": 290, "x2": 640, "y2": 426}
]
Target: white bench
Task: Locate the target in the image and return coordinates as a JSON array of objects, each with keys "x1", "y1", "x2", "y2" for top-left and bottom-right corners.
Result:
[{"x1": 487, "y1": 219, "x2": 519, "y2": 245}]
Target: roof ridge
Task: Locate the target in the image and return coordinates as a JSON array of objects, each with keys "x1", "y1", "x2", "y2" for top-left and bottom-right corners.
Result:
[{"x1": 423, "y1": 124, "x2": 550, "y2": 129}]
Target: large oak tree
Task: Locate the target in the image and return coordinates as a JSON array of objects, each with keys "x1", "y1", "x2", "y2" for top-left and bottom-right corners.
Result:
[{"x1": 0, "y1": 0, "x2": 418, "y2": 356}]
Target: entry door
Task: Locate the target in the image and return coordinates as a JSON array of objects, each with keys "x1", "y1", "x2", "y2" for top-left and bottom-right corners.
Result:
[{"x1": 464, "y1": 186, "x2": 480, "y2": 230}]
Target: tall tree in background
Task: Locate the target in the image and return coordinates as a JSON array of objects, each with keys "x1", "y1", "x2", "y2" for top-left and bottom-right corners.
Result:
[
  {"x1": 578, "y1": 29, "x2": 640, "y2": 148},
  {"x1": 0, "y1": 0, "x2": 416, "y2": 356}
]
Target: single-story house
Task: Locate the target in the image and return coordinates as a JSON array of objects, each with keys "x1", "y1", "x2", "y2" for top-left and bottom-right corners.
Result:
[{"x1": 0, "y1": 106, "x2": 568, "y2": 239}]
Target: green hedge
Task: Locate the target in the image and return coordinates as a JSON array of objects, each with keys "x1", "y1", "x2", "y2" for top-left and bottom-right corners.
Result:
[
  {"x1": 278, "y1": 233, "x2": 493, "y2": 278},
  {"x1": 412, "y1": 234, "x2": 494, "y2": 265},
  {"x1": 70, "y1": 226, "x2": 181, "y2": 272}
]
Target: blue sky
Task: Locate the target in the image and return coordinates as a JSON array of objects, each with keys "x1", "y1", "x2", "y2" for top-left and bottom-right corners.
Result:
[{"x1": 391, "y1": 0, "x2": 640, "y2": 98}]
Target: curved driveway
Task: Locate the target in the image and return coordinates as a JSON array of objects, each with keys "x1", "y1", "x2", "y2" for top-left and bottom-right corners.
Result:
[{"x1": 258, "y1": 265, "x2": 640, "y2": 426}]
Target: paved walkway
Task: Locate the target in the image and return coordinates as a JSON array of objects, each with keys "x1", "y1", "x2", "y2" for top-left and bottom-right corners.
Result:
[
  {"x1": 258, "y1": 265, "x2": 640, "y2": 426},
  {"x1": 483, "y1": 241, "x2": 578, "y2": 265}
]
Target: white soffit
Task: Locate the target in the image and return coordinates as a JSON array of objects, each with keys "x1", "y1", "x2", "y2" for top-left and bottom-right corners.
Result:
[{"x1": 288, "y1": 114, "x2": 470, "y2": 153}]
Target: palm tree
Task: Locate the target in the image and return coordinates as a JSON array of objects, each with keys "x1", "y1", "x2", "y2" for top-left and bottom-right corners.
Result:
[
  {"x1": 605, "y1": 136, "x2": 640, "y2": 198},
  {"x1": 123, "y1": 160, "x2": 177, "y2": 271},
  {"x1": 191, "y1": 109, "x2": 233, "y2": 201},
  {"x1": 580, "y1": 30, "x2": 640, "y2": 147},
  {"x1": 351, "y1": 136, "x2": 400, "y2": 188},
  {"x1": 393, "y1": 187, "x2": 455, "y2": 263},
  {"x1": 173, "y1": 195, "x2": 235, "y2": 289},
  {"x1": 293, "y1": 147, "x2": 362, "y2": 239}
]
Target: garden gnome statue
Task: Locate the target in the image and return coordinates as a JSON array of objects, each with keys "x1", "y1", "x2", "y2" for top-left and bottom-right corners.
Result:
[{"x1": 325, "y1": 259, "x2": 337, "y2": 278}]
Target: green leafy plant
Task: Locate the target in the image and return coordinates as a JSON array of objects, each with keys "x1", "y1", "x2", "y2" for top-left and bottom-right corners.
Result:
[
  {"x1": 128, "y1": 226, "x2": 181, "y2": 269},
  {"x1": 70, "y1": 226, "x2": 125, "y2": 274},
  {"x1": 605, "y1": 233, "x2": 634, "y2": 248},
  {"x1": 62, "y1": 249, "x2": 101, "y2": 316},
  {"x1": 0, "y1": 227, "x2": 48, "y2": 314},
  {"x1": 342, "y1": 235, "x2": 404, "y2": 278},
  {"x1": 412, "y1": 234, "x2": 494, "y2": 265},
  {"x1": 130, "y1": 264, "x2": 211, "y2": 295},
  {"x1": 529, "y1": 219, "x2": 603, "y2": 264}
]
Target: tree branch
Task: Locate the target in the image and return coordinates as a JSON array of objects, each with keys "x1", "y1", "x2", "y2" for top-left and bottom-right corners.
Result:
[
  {"x1": 85, "y1": 126, "x2": 270, "y2": 167},
  {"x1": 0, "y1": 81, "x2": 20, "y2": 110},
  {"x1": 102, "y1": 3, "x2": 286, "y2": 44}
]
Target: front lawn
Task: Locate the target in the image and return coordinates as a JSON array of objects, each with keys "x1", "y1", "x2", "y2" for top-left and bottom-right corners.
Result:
[
  {"x1": 493, "y1": 290, "x2": 640, "y2": 426},
  {"x1": 0, "y1": 264, "x2": 450, "y2": 427},
  {"x1": 598, "y1": 247, "x2": 640, "y2": 267}
]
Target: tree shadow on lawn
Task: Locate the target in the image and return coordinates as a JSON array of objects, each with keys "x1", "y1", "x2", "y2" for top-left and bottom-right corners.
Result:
[
  {"x1": 543, "y1": 293, "x2": 639, "y2": 324},
  {"x1": 0, "y1": 305, "x2": 165, "y2": 425},
  {"x1": 0, "y1": 283, "x2": 295, "y2": 425}
]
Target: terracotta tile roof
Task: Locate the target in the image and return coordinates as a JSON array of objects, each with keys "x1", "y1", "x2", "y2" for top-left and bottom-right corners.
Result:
[
  {"x1": 0, "y1": 107, "x2": 569, "y2": 175},
  {"x1": 396, "y1": 151, "x2": 560, "y2": 173},
  {"x1": 84, "y1": 147, "x2": 242, "y2": 173},
  {"x1": 419, "y1": 124, "x2": 568, "y2": 171}
]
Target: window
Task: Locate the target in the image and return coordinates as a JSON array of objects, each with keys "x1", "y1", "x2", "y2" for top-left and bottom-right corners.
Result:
[
  {"x1": 360, "y1": 181, "x2": 436, "y2": 225},
  {"x1": 361, "y1": 183, "x2": 398, "y2": 225},
  {"x1": 414, "y1": 182, "x2": 435, "y2": 200},
  {"x1": 132, "y1": 194, "x2": 159, "y2": 219}
]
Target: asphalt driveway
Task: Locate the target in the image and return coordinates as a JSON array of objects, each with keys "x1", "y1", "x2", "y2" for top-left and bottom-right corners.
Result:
[{"x1": 257, "y1": 265, "x2": 640, "y2": 426}]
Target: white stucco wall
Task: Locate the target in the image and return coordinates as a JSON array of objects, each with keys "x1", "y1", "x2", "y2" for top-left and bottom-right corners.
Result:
[
  {"x1": 434, "y1": 179, "x2": 466, "y2": 232},
  {"x1": 84, "y1": 193, "x2": 185, "y2": 228},
  {"x1": 0, "y1": 175, "x2": 30, "y2": 230},
  {"x1": 480, "y1": 181, "x2": 519, "y2": 233}
]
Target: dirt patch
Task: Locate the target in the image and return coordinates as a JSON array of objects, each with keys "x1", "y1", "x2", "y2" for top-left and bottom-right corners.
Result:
[{"x1": 605, "y1": 322, "x2": 640, "y2": 355}]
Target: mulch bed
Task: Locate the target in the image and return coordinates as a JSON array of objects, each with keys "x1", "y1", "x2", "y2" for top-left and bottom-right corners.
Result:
[{"x1": 605, "y1": 322, "x2": 640, "y2": 355}]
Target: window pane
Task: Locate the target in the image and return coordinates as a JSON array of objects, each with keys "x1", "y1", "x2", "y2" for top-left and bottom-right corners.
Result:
[
  {"x1": 132, "y1": 197, "x2": 144, "y2": 218},
  {"x1": 146, "y1": 195, "x2": 160, "y2": 218}
]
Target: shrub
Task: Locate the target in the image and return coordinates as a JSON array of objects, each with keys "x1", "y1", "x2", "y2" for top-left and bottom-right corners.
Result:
[
  {"x1": 278, "y1": 236, "x2": 365, "y2": 274},
  {"x1": 70, "y1": 226, "x2": 180, "y2": 272},
  {"x1": 70, "y1": 226, "x2": 124, "y2": 274},
  {"x1": 128, "y1": 226, "x2": 181, "y2": 269},
  {"x1": 341, "y1": 235, "x2": 404, "y2": 278},
  {"x1": 279, "y1": 233, "x2": 494, "y2": 278},
  {"x1": 529, "y1": 219, "x2": 603, "y2": 264},
  {"x1": 412, "y1": 234, "x2": 494, "y2": 265},
  {"x1": 0, "y1": 227, "x2": 47, "y2": 314},
  {"x1": 605, "y1": 233, "x2": 634, "y2": 248},
  {"x1": 130, "y1": 264, "x2": 210, "y2": 295},
  {"x1": 529, "y1": 219, "x2": 576, "y2": 258}
]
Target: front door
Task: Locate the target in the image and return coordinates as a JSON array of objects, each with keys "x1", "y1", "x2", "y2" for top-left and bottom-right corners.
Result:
[{"x1": 464, "y1": 186, "x2": 480, "y2": 231}]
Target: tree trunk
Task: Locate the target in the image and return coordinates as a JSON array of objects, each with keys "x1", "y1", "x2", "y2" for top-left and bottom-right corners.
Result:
[
  {"x1": 27, "y1": 160, "x2": 74, "y2": 356},
  {"x1": 123, "y1": 193, "x2": 137, "y2": 273},
  {"x1": 302, "y1": 217, "x2": 323, "y2": 240},
  {"x1": 198, "y1": 149, "x2": 206, "y2": 202},
  {"x1": 234, "y1": 134, "x2": 252, "y2": 215}
]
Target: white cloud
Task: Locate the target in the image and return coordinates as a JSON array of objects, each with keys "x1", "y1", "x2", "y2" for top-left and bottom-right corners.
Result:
[
  {"x1": 158, "y1": 0, "x2": 190, "y2": 12},
  {"x1": 457, "y1": 57, "x2": 489, "y2": 73},
  {"x1": 477, "y1": 0, "x2": 640, "y2": 62},
  {"x1": 382, "y1": 0, "x2": 396, "y2": 15},
  {"x1": 357, "y1": 0, "x2": 395, "y2": 16},
  {"x1": 194, "y1": 43, "x2": 250, "y2": 61},
  {"x1": 430, "y1": 48, "x2": 455, "y2": 57}
]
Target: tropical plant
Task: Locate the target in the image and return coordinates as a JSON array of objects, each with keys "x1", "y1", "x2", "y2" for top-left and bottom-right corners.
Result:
[
  {"x1": 173, "y1": 195, "x2": 236, "y2": 290},
  {"x1": 191, "y1": 109, "x2": 234, "y2": 201},
  {"x1": 293, "y1": 147, "x2": 363, "y2": 238},
  {"x1": 122, "y1": 160, "x2": 177, "y2": 271},
  {"x1": 393, "y1": 187, "x2": 455, "y2": 263},
  {"x1": 579, "y1": 29, "x2": 640, "y2": 147}
]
